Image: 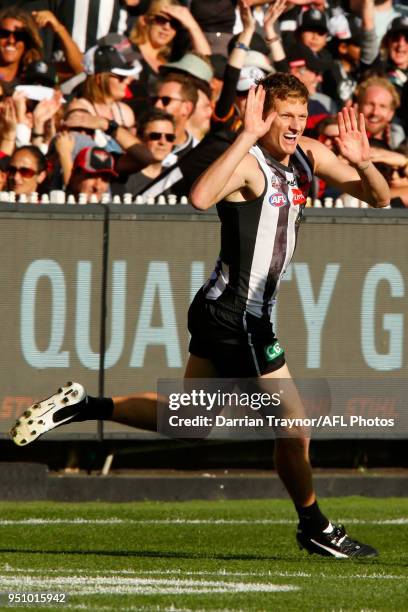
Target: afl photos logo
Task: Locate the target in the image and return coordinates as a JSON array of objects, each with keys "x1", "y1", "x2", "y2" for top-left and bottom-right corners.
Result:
[{"x1": 269, "y1": 192, "x2": 287, "y2": 207}]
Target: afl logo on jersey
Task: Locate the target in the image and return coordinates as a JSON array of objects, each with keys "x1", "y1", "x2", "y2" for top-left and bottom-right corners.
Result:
[
  {"x1": 292, "y1": 188, "x2": 306, "y2": 206},
  {"x1": 269, "y1": 192, "x2": 287, "y2": 207}
]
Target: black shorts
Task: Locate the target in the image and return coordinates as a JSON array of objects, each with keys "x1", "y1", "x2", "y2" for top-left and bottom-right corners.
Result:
[{"x1": 188, "y1": 290, "x2": 286, "y2": 377}]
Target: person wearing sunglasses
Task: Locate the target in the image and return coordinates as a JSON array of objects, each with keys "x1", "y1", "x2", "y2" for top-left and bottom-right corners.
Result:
[
  {"x1": 152, "y1": 72, "x2": 199, "y2": 161},
  {"x1": 0, "y1": 7, "x2": 43, "y2": 85},
  {"x1": 128, "y1": 0, "x2": 210, "y2": 111},
  {"x1": 369, "y1": 143, "x2": 408, "y2": 206},
  {"x1": 7, "y1": 145, "x2": 48, "y2": 197},
  {"x1": 112, "y1": 108, "x2": 175, "y2": 196}
]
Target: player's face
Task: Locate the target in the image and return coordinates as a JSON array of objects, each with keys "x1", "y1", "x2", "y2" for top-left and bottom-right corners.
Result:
[
  {"x1": 262, "y1": 97, "x2": 308, "y2": 164},
  {"x1": 359, "y1": 86, "x2": 394, "y2": 137}
]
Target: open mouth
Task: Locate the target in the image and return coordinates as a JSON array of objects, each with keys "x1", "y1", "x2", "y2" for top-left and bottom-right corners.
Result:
[{"x1": 283, "y1": 133, "x2": 297, "y2": 144}]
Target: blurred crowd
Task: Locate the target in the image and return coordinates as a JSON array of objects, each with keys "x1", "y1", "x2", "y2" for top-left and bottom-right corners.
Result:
[{"x1": 0, "y1": 0, "x2": 407, "y2": 207}]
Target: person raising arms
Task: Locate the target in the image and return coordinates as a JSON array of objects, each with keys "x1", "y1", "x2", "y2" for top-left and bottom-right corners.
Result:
[{"x1": 10, "y1": 73, "x2": 389, "y2": 560}]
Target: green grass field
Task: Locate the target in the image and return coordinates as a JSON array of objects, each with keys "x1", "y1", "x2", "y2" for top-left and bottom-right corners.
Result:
[{"x1": 0, "y1": 497, "x2": 406, "y2": 611}]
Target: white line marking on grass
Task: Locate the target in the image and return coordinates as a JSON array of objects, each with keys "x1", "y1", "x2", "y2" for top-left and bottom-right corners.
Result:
[
  {"x1": 65, "y1": 607, "x2": 199, "y2": 612},
  {"x1": 1, "y1": 568, "x2": 405, "y2": 581},
  {"x1": 0, "y1": 518, "x2": 407, "y2": 525},
  {"x1": 0, "y1": 575, "x2": 299, "y2": 595}
]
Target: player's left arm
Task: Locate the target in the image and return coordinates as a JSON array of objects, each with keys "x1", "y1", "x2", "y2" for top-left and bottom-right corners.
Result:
[{"x1": 301, "y1": 108, "x2": 390, "y2": 208}]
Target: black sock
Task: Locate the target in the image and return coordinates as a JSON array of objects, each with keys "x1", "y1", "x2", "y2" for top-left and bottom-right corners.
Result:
[
  {"x1": 295, "y1": 500, "x2": 329, "y2": 534},
  {"x1": 73, "y1": 395, "x2": 114, "y2": 422}
]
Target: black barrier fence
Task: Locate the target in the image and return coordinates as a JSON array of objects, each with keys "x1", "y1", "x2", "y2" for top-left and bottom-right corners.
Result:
[{"x1": 1, "y1": 204, "x2": 408, "y2": 441}]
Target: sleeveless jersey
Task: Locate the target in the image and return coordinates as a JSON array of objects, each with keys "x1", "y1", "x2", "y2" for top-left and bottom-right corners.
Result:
[{"x1": 203, "y1": 144, "x2": 313, "y2": 318}]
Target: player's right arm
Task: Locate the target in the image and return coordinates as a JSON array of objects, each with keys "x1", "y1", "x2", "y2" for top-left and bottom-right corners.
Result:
[{"x1": 190, "y1": 86, "x2": 276, "y2": 210}]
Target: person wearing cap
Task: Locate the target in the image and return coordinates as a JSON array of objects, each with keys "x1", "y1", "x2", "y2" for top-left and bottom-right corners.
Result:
[
  {"x1": 67, "y1": 44, "x2": 139, "y2": 152},
  {"x1": 67, "y1": 146, "x2": 117, "y2": 202},
  {"x1": 287, "y1": 45, "x2": 337, "y2": 128},
  {"x1": 159, "y1": 51, "x2": 214, "y2": 141},
  {"x1": 360, "y1": 15, "x2": 408, "y2": 99},
  {"x1": 134, "y1": 0, "x2": 275, "y2": 199},
  {"x1": 293, "y1": 8, "x2": 332, "y2": 72},
  {"x1": 321, "y1": 24, "x2": 364, "y2": 107}
]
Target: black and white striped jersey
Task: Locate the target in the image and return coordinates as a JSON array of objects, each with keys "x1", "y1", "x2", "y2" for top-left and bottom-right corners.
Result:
[
  {"x1": 203, "y1": 144, "x2": 313, "y2": 318},
  {"x1": 61, "y1": 0, "x2": 125, "y2": 52},
  {"x1": 28, "y1": 0, "x2": 126, "y2": 53}
]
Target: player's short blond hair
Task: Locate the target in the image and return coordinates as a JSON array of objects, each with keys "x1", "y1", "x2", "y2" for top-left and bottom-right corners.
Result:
[{"x1": 259, "y1": 72, "x2": 309, "y2": 112}]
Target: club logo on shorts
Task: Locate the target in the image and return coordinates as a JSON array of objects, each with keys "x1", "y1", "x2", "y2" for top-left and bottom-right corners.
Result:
[
  {"x1": 264, "y1": 341, "x2": 284, "y2": 362},
  {"x1": 292, "y1": 188, "x2": 306, "y2": 206},
  {"x1": 269, "y1": 192, "x2": 287, "y2": 207}
]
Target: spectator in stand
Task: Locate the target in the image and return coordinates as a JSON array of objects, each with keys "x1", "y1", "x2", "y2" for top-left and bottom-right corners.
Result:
[
  {"x1": 0, "y1": 97, "x2": 18, "y2": 156},
  {"x1": 356, "y1": 0, "x2": 408, "y2": 43},
  {"x1": 366, "y1": 141, "x2": 408, "y2": 206},
  {"x1": 355, "y1": 75, "x2": 405, "y2": 149},
  {"x1": 67, "y1": 146, "x2": 117, "y2": 202},
  {"x1": 291, "y1": 8, "x2": 333, "y2": 71},
  {"x1": 355, "y1": 13, "x2": 408, "y2": 132},
  {"x1": 209, "y1": 53, "x2": 227, "y2": 102},
  {"x1": 189, "y1": 0, "x2": 238, "y2": 56},
  {"x1": 187, "y1": 80, "x2": 213, "y2": 141},
  {"x1": 287, "y1": 45, "x2": 337, "y2": 129},
  {"x1": 30, "y1": 8, "x2": 83, "y2": 78},
  {"x1": 153, "y1": 72, "x2": 199, "y2": 160},
  {"x1": 0, "y1": 153, "x2": 10, "y2": 191},
  {"x1": 128, "y1": 0, "x2": 211, "y2": 108},
  {"x1": 134, "y1": 0, "x2": 270, "y2": 198},
  {"x1": 21, "y1": 0, "x2": 151, "y2": 55},
  {"x1": 67, "y1": 45, "x2": 140, "y2": 152},
  {"x1": 7, "y1": 145, "x2": 48, "y2": 196},
  {"x1": 189, "y1": 0, "x2": 281, "y2": 56},
  {"x1": 112, "y1": 108, "x2": 175, "y2": 194},
  {"x1": 382, "y1": 17, "x2": 408, "y2": 93},
  {"x1": 159, "y1": 51, "x2": 214, "y2": 141},
  {"x1": 0, "y1": 7, "x2": 43, "y2": 85},
  {"x1": 313, "y1": 115, "x2": 342, "y2": 200},
  {"x1": 8, "y1": 84, "x2": 64, "y2": 154}
]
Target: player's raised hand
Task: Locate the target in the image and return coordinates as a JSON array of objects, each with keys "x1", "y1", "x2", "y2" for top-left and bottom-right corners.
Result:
[
  {"x1": 243, "y1": 86, "x2": 276, "y2": 139},
  {"x1": 335, "y1": 107, "x2": 371, "y2": 169}
]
